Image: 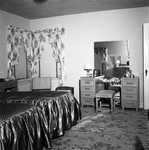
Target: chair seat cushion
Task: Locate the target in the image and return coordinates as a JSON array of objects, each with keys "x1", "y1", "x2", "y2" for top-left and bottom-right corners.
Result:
[{"x1": 96, "y1": 90, "x2": 115, "y2": 98}]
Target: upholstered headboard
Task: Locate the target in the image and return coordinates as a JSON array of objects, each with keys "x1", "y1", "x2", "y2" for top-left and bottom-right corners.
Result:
[{"x1": 32, "y1": 77, "x2": 51, "y2": 90}]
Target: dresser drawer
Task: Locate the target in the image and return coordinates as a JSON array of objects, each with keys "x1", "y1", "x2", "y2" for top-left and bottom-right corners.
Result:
[
  {"x1": 122, "y1": 100, "x2": 138, "y2": 108},
  {"x1": 81, "y1": 86, "x2": 94, "y2": 92},
  {"x1": 81, "y1": 78, "x2": 94, "y2": 86},
  {"x1": 122, "y1": 87, "x2": 137, "y2": 94},
  {"x1": 122, "y1": 94, "x2": 137, "y2": 100},
  {"x1": 121, "y1": 78, "x2": 138, "y2": 87},
  {"x1": 81, "y1": 97, "x2": 94, "y2": 106},
  {"x1": 81, "y1": 92, "x2": 94, "y2": 98}
]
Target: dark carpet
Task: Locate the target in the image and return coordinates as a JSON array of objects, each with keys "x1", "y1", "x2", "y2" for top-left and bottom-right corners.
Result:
[{"x1": 49, "y1": 107, "x2": 149, "y2": 150}]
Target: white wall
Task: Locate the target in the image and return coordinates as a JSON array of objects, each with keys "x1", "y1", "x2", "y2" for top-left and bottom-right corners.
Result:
[
  {"x1": 0, "y1": 6, "x2": 148, "y2": 107},
  {"x1": 30, "y1": 7, "x2": 149, "y2": 107},
  {"x1": 0, "y1": 10, "x2": 30, "y2": 78}
]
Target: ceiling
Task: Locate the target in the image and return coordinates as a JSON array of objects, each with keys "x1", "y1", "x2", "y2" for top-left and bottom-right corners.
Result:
[{"x1": 0, "y1": 0, "x2": 148, "y2": 19}]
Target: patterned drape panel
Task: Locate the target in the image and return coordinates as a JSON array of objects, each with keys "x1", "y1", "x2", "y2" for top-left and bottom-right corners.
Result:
[
  {"x1": 47, "y1": 28, "x2": 66, "y2": 85},
  {"x1": 6, "y1": 26, "x2": 22, "y2": 79},
  {"x1": 126, "y1": 40, "x2": 130, "y2": 60},
  {"x1": 94, "y1": 47, "x2": 107, "y2": 62},
  {"x1": 22, "y1": 31, "x2": 46, "y2": 77},
  {"x1": 6, "y1": 26, "x2": 66, "y2": 85},
  {"x1": 94, "y1": 47, "x2": 107, "y2": 74}
]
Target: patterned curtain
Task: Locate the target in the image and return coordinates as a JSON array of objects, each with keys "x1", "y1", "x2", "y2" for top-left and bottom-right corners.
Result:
[
  {"x1": 94, "y1": 47, "x2": 107, "y2": 62},
  {"x1": 6, "y1": 26, "x2": 22, "y2": 79},
  {"x1": 94, "y1": 47, "x2": 107, "y2": 74},
  {"x1": 126, "y1": 40, "x2": 130, "y2": 60},
  {"x1": 22, "y1": 30, "x2": 46, "y2": 77},
  {"x1": 6, "y1": 26, "x2": 66, "y2": 85},
  {"x1": 47, "y1": 28, "x2": 66, "y2": 85}
]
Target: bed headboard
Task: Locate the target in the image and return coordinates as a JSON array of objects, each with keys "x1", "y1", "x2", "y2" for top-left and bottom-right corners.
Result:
[{"x1": 32, "y1": 77, "x2": 51, "y2": 90}]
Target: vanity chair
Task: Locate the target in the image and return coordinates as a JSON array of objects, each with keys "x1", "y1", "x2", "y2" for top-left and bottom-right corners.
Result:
[{"x1": 95, "y1": 90, "x2": 116, "y2": 113}]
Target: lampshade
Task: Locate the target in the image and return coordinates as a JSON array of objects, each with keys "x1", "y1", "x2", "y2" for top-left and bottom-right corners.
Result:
[
  {"x1": 116, "y1": 60, "x2": 120, "y2": 67},
  {"x1": 116, "y1": 60, "x2": 120, "y2": 64},
  {"x1": 84, "y1": 63, "x2": 92, "y2": 70}
]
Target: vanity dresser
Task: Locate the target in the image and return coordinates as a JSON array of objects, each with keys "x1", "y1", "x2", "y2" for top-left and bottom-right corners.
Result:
[
  {"x1": 80, "y1": 77, "x2": 104, "y2": 106},
  {"x1": 121, "y1": 77, "x2": 139, "y2": 111}
]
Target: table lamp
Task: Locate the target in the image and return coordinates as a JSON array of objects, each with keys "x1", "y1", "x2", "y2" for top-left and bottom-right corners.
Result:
[
  {"x1": 84, "y1": 63, "x2": 92, "y2": 76},
  {"x1": 116, "y1": 60, "x2": 120, "y2": 67}
]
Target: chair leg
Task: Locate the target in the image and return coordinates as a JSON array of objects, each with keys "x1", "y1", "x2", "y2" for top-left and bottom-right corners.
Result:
[
  {"x1": 113, "y1": 99, "x2": 115, "y2": 110},
  {"x1": 99, "y1": 101, "x2": 101, "y2": 109},
  {"x1": 95, "y1": 97, "x2": 101, "y2": 113},
  {"x1": 110, "y1": 98, "x2": 113, "y2": 113},
  {"x1": 95, "y1": 97, "x2": 98, "y2": 113}
]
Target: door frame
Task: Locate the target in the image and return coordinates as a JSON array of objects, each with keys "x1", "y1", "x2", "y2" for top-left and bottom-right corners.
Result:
[{"x1": 143, "y1": 23, "x2": 149, "y2": 109}]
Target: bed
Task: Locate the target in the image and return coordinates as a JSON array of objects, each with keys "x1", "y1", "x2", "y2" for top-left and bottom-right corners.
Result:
[
  {"x1": 0, "y1": 103, "x2": 51, "y2": 150},
  {"x1": 0, "y1": 91, "x2": 81, "y2": 150}
]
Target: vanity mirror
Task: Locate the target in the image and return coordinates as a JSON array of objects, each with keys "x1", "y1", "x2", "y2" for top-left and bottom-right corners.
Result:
[{"x1": 94, "y1": 40, "x2": 130, "y2": 78}]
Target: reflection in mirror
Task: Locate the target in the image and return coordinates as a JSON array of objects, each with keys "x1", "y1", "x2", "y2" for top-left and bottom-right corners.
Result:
[{"x1": 94, "y1": 40, "x2": 130, "y2": 79}]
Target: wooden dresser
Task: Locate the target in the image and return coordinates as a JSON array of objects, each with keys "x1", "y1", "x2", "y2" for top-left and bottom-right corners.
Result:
[
  {"x1": 121, "y1": 77, "x2": 139, "y2": 110},
  {"x1": 0, "y1": 80, "x2": 18, "y2": 92},
  {"x1": 80, "y1": 77, "x2": 104, "y2": 106}
]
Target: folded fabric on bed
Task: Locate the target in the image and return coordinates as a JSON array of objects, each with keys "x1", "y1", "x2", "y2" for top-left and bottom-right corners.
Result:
[
  {"x1": 0, "y1": 103, "x2": 51, "y2": 150},
  {"x1": 0, "y1": 91, "x2": 81, "y2": 139}
]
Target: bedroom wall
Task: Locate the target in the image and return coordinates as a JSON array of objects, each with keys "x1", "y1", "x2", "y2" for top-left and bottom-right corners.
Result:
[
  {"x1": 0, "y1": 10, "x2": 30, "y2": 78},
  {"x1": 30, "y1": 6, "x2": 149, "y2": 107}
]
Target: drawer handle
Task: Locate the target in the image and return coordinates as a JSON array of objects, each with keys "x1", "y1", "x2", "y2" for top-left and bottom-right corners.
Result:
[
  {"x1": 127, "y1": 102, "x2": 133, "y2": 105},
  {"x1": 85, "y1": 88, "x2": 90, "y2": 90},
  {"x1": 85, "y1": 94, "x2": 91, "y2": 96},
  {"x1": 85, "y1": 82, "x2": 90, "y2": 84},
  {"x1": 126, "y1": 89, "x2": 133, "y2": 92},
  {"x1": 9, "y1": 84, "x2": 13, "y2": 86},
  {"x1": 85, "y1": 100, "x2": 90, "y2": 102},
  {"x1": 126, "y1": 83, "x2": 133, "y2": 85},
  {"x1": 126, "y1": 96, "x2": 133, "y2": 98}
]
